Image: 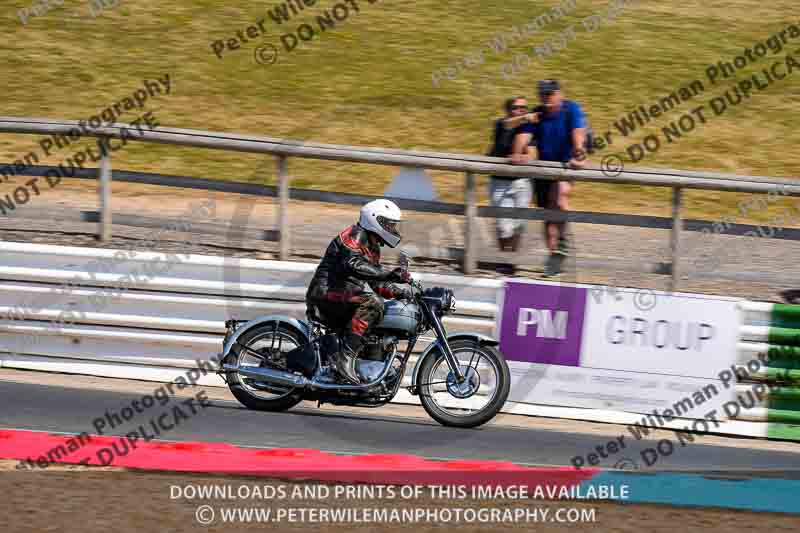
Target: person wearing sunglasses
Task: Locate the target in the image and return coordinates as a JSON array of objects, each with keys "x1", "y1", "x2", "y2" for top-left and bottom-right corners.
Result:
[
  {"x1": 486, "y1": 96, "x2": 535, "y2": 274},
  {"x1": 506, "y1": 79, "x2": 587, "y2": 277}
]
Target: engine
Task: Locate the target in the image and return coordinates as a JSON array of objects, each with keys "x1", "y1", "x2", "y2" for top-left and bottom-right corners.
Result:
[
  {"x1": 359, "y1": 335, "x2": 397, "y2": 361},
  {"x1": 356, "y1": 335, "x2": 399, "y2": 383}
]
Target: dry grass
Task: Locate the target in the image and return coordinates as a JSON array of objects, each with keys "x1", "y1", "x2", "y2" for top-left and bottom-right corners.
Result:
[{"x1": 0, "y1": 0, "x2": 798, "y2": 225}]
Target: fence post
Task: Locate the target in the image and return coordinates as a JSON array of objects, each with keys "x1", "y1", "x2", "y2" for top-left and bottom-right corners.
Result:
[
  {"x1": 464, "y1": 171, "x2": 477, "y2": 274},
  {"x1": 277, "y1": 155, "x2": 290, "y2": 260},
  {"x1": 98, "y1": 141, "x2": 112, "y2": 241},
  {"x1": 670, "y1": 186, "x2": 683, "y2": 292}
]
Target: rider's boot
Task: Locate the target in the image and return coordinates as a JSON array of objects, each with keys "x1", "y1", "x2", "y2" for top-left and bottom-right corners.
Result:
[{"x1": 334, "y1": 333, "x2": 364, "y2": 385}]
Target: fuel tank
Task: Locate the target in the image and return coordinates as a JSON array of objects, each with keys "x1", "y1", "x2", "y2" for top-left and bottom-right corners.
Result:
[{"x1": 375, "y1": 300, "x2": 421, "y2": 336}]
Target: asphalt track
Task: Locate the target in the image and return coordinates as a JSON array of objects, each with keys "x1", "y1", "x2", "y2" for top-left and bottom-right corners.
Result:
[{"x1": 2, "y1": 379, "x2": 800, "y2": 477}]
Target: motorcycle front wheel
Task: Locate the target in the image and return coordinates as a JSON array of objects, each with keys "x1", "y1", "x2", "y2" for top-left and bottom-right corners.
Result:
[{"x1": 417, "y1": 339, "x2": 511, "y2": 428}]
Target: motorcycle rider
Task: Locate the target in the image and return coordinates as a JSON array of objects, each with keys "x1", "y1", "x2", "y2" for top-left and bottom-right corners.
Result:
[{"x1": 306, "y1": 199, "x2": 413, "y2": 385}]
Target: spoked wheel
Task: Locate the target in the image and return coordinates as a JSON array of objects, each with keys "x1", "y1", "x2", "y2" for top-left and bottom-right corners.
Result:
[
  {"x1": 417, "y1": 339, "x2": 511, "y2": 428},
  {"x1": 227, "y1": 323, "x2": 306, "y2": 412}
]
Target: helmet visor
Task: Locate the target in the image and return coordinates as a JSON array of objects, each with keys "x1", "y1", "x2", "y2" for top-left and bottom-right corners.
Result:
[{"x1": 377, "y1": 216, "x2": 401, "y2": 239}]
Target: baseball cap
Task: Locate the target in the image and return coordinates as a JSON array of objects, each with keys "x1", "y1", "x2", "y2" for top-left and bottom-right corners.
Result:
[{"x1": 538, "y1": 79, "x2": 560, "y2": 96}]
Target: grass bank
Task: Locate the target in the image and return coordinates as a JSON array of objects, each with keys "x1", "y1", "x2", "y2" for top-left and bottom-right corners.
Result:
[{"x1": 1, "y1": 0, "x2": 798, "y2": 225}]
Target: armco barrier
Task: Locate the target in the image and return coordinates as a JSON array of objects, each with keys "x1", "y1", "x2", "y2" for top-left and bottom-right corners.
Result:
[
  {"x1": 737, "y1": 301, "x2": 800, "y2": 439},
  {"x1": 0, "y1": 240, "x2": 497, "y2": 390},
  {"x1": 1, "y1": 241, "x2": 798, "y2": 442}
]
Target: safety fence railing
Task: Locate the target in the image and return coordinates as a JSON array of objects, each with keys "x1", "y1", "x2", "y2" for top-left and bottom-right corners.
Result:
[
  {"x1": 1, "y1": 117, "x2": 800, "y2": 292},
  {"x1": 0, "y1": 241, "x2": 496, "y2": 380},
  {"x1": 738, "y1": 301, "x2": 800, "y2": 436}
]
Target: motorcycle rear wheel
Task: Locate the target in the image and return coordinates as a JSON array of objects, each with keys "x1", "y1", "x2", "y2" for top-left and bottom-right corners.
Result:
[
  {"x1": 227, "y1": 323, "x2": 306, "y2": 412},
  {"x1": 417, "y1": 339, "x2": 510, "y2": 428}
]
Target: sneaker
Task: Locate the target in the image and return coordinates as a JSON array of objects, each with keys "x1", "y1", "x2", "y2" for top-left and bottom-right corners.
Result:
[
  {"x1": 557, "y1": 235, "x2": 571, "y2": 256},
  {"x1": 543, "y1": 253, "x2": 564, "y2": 277}
]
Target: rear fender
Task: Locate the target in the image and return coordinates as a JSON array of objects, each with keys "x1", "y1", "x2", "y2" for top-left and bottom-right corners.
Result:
[
  {"x1": 220, "y1": 315, "x2": 311, "y2": 360},
  {"x1": 409, "y1": 332, "x2": 499, "y2": 393}
]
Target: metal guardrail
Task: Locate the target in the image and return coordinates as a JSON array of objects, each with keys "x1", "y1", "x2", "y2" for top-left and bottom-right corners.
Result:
[
  {"x1": 1, "y1": 117, "x2": 799, "y2": 291},
  {"x1": 0, "y1": 242, "x2": 496, "y2": 384}
]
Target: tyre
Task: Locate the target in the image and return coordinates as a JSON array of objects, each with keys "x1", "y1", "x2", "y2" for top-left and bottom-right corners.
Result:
[
  {"x1": 417, "y1": 339, "x2": 511, "y2": 428},
  {"x1": 226, "y1": 323, "x2": 307, "y2": 412}
]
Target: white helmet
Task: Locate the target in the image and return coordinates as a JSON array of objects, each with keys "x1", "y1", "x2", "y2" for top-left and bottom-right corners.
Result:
[{"x1": 358, "y1": 199, "x2": 403, "y2": 248}]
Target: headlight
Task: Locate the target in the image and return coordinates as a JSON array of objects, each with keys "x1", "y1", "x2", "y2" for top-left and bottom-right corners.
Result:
[{"x1": 422, "y1": 287, "x2": 455, "y2": 316}]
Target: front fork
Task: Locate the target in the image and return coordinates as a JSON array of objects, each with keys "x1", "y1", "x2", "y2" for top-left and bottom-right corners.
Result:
[{"x1": 427, "y1": 311, "x2": 466, "y2": 383}]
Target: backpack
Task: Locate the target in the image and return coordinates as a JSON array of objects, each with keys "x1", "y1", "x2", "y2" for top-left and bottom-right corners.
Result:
[{"x1": 533, "y1": 101, "x2": 594, "y2": 158}]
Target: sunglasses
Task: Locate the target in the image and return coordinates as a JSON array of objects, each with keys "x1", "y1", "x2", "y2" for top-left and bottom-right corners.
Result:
[{"x1": 511, "y1": 105, "x2": 528, "y2": 110}]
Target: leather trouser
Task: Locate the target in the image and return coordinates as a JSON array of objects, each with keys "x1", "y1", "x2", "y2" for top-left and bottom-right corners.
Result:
[{"x1": 310, "y1": 291, "x2": 385, "y2": 351}]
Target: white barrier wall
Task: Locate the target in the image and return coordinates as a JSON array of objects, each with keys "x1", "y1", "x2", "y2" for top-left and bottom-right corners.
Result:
[
  {"x1": 499, "y1": 279, "x2": 739, "y2": 412},
  {"x1": 0, "y1": 241, "x2": 496, "y2": 388},
  {"x1": 0, "y1": 241, "x2": 794, "y2": 440}
]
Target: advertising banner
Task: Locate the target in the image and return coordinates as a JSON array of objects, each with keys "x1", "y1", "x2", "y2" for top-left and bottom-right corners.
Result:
[
  {"x1": 496, "y1": 282, "x2": 586, "y2": 366},
  {"x1": 496, "y1": 279, "x2": 741, "y2": 416}
]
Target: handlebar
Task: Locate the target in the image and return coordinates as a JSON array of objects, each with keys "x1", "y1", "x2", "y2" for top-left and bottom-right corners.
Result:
[
  {"x1": 400, "y1": 277, "x2": 422, "y2": 302},
  {"x1": 398, "y1": 251, "x2": 422, "y2": 300}
]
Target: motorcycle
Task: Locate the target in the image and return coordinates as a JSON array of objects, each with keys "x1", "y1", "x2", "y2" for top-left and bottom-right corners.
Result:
[{"x1": 217, "y1": 253, "x2": 511, "y2": 428}]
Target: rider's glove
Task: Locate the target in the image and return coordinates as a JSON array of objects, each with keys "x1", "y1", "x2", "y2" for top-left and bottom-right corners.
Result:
[
  {"x1": 394, "y1": 286, "x2": 414, "y2": 301},
  {"x1": 389, "y1": 267, "x2": 411, "y2": 283}
]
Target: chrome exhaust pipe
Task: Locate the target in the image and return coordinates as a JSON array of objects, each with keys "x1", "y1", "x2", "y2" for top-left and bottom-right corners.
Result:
[
  {"x1": 225, "y1": 363, "x2": 378, "y2": 391},
  {"x1": 223, "y1": 345, "x2": 401, "y2": 391},
  {"x1": 222, "y1": 364, "x2": 309, "y2": 389}
]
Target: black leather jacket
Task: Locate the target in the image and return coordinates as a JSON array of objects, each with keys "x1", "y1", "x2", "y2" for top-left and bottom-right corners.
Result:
[{"x1": 306, "y1": 224, "x2": 406, "y2": 302}]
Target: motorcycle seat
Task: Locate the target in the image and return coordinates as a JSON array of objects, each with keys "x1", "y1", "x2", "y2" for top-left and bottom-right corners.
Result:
[{"x1": 307, "y1": 304, "x2": 350, "y2": 331}]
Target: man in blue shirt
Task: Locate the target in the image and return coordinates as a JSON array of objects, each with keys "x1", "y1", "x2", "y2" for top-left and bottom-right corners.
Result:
[{"x1": 506, "y1": 79, "x2": 587, "y2": 276}]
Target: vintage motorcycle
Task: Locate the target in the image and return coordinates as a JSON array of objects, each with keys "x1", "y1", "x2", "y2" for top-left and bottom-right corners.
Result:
[{"x1": 217, "y1": 254, "x2": 511, "y2": 428}]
